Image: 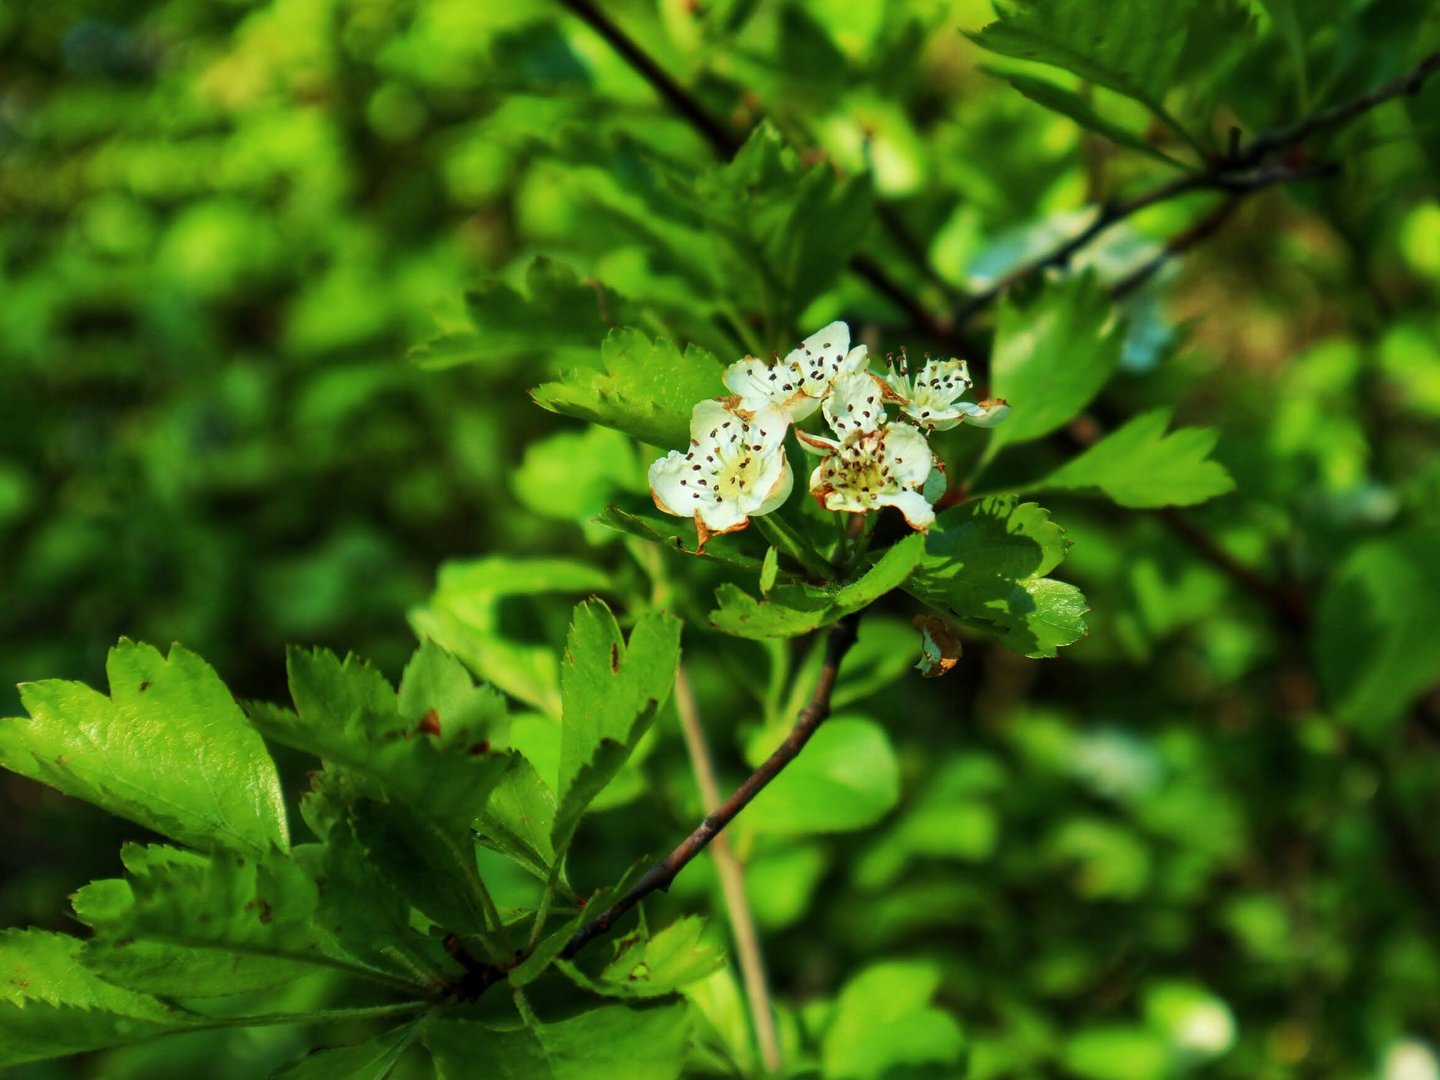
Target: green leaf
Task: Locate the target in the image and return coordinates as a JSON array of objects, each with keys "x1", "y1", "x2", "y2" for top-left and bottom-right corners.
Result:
[
  {"x1": 987, "y1": 273, "x2": 1124, "y2": 453},
  {"x1": 476, "y1": 753, "x2": 558, "y2": 882},
  {"x1": 0, "y1": 640, "x2": 287, "y2": 856},
  {"x1": 409, "y1": 256, "x2": 625, "y2": 370},
  {"x1": 708, "y1": 534, "x2": 925, "y2": 640},
  {"x1": 821, "y1": 960, "x2": 965, "y2": 1079},
  {"x1": 558, "y1": 916, "x2": 726, "y2": 999},
  {"x1": 74, "y1": 845, "x2": 341, "y2": 999},
  {"x1": 350, "y1": 798, "x2": 495, "y2": 938},
  {"x1": 1035, "y1": 409, "x2": 1235, "y2": 507},
  {"x1": 424, "y1": 1001, "x2": 691, "y2": 1080},
  {"x1": 252, "y1": 647, "x2": 512, "y2": 836},
  {"x1": 1316, "y1": 528, "x2": 1440, "y2": 737},
  {"x1": 276, "y1": 1022, "x2": 421, "y2": 1079},
  {"x1": 992, "y1": 70, "x2": 1188, "y2": 168},
  {"x1": 595, "y1": 504, "x2": 765, "y2": 571},
  {"x1": 552, "y1": 601, "x2": 681, "y2": 854},
  {"x1": 0, "y1": 929, "x2": 197, "y2": 1068},
  {"x1": 759, "y1": 546, "x2": 779, "y2": 596},
  {"x1": 532, "y1": 326, "x2": 724, "y2": 450},
  {"x1": 301, "y1": 824, "x2": 435, "y2": 984},
  {"x1": 691, "y1": 123, "x2": 875, "y2": 328},
  {"x1": 397, "y1": 640, "x2": 510, "y2": 752},
  {"x1": 906, "y1": 497, "x2": 1088, "y2": 657},
  {"x1": 410, "y1": 556, "x2": 613, "y2": 716},
  {"x1": 742, "y1": 716, "x2": 900, "y2": 836},
  {"x1": 967, "y1": 0, "x2": 1202, "y2": 148},
  {"x1": 514, "y1": 427, "x2": 644, "y2": 543},
  {"x1": 507, "y1": 866, "x2": 644, "y2": 989},
  {"x1": 1062, "y1": 1025, "x2": 1172, "y2": 1080}
]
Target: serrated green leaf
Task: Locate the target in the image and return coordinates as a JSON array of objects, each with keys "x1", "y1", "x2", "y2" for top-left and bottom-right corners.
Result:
[
  {"x1": 821, "y1": 960, "x2": 965, "y2": 1079},
  {"x1": 0, "y1": 928, "x2": 198, "y2": 1068},
  {"x1": 409, "y1": 256, "x2": 625, "y2": 370},
  {"x1": 532, "y1": 326, "x2": 724, "y2": 450},
  {"x1": 0, "y1": 640, "x2": 287, "y2": 856},
  {"x1": 742, "y1": 716, "x2": 900, "y2": 836},
  {"x1": 987, "y1": 273, "x2": 1124, "y2": 453},
  {"x1": 558, "y1": 915, "x2": 725, "y2": 999},
  {"x1": 397, "y1": 640, "x2": 510, "y2": 752},
  {"x1": 709, "y1": 533, "x2": 925, "y2": 640},
  {"x1": 252, "y1": 647, "x2": 512, "y2": 838},
  {"x1": 1035, "y1": 409, "x2": 1235, "y2": 507},
  {"x1": 967, "y1": 0, "x2": 1201, "y2": 147},
  {"x1": 552, "y1": 601, "x2": 681, "y2": 854},
  {"x1": 275, "y1": 1022, "x2": 421, "y2": 1079},
  {"x1": 424, "y1": 1001, "x2": 691, "y2": 1080},
  {"x1": 906, "y1": 497, "x2": 1088, "y2": 657},
  {"x1": 476, "y1": 753, "x2": 558, "y2": 882},
  {"x1": 991, "y1": 70, "x2": 1188, "y2": 168},
  {"x1": 350, "y1": 798, "x2": 495, "y2": 938},
  {"x1": 506, "y1": 861, "x2": 646, "y2": 989},
  {"x1": 1316, "y1": 528, "x2": 1440, "y2": 738},
  {"x1": 410, "y1": 556, "x2": 613, "y2": 716},
  {"x1": 74, "y1": 845, "x2": 342, "y2": 999}
]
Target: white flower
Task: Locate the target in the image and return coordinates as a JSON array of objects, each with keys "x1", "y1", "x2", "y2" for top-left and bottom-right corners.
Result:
[
  {"x1": 822, "y1": 368, "x2": 902, "y2": 439},
  {"x1": 885, "y1": 354, "x2": 1010, "y2": 430},
  {"x1": 648, "y1": 399, "x2": 793, "y2": 547},
  {"x1": 723, "y1": 320, "x2": 869, "y2": 422},
  {"x1": 798, "y1": 419, "x2": 939, "y2": 530}
]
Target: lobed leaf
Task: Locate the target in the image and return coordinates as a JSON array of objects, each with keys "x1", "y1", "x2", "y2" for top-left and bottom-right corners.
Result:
[
  {"x1": 0, "y1": 929, "x2": 197, "y2": 1068},
  {"x1": 532, "y1": 326, "x2": 725, "y2": 450},
  {"x1": 906, "y1": 497, "x2": 1088, "y2": 657},
  {"x1": 558, "y1": 915, "x2": 725, "y2": 999},
  {"x1": 1034, "y1": 408, "x2": 1235, "y2": 507},
  {"x1": 0, "y1": 640, "x2": 287, "y2": 856}
]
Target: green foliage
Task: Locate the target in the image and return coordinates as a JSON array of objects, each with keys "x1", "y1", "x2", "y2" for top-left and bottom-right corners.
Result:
[
  {"x1": 986, "y1": 273, "x2": 1125, "y2": 452},
  {"x1": 533, "y1": 327, "x2": 725, "y2": 450},
  {"x1": 0, "y1": 642, "x2": 287, "y2": 856},
  {"x1": 1036, "y1": 409, "x2": 1236, "y2": 507},
  {"x1": 908, "y1": 498, "x2": 1088, "y2": 657},
  {"x1": 5, "y1": 0, "x2": 1440, "y2": 1075}
]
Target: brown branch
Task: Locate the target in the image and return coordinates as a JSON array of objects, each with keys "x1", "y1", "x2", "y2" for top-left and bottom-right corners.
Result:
[
  {"x1": 673, "y1": 666, "x2": 782, "y2": 1074},
  {"x1": 560, "y1": 614, "x2": 861, "y2": 961},
  {"x1": 958, "y1": 50, "x2": 1440, "y2": 325}
]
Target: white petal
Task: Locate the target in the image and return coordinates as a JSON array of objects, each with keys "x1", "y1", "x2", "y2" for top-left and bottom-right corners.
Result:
[
  {"x1": 838, "y1": 344, "x2": 869, "y2": 376},
  {"x1": 788, "y1": 395, "x2": 821, "y2": 422},
  {"x1": 745, "y1": 405, "x2": 792, "y2": 453},
  {"x1": 880, "y1": 424, "x2": 934, "y2": 489},
  {"x1": 958, "y1": 399, "x2": 1011, "y2": 428},
  {"x1": 753, "y1": 456, "x2": 794, "y2": 516},
  {"x1": 696, "y1": 496, "x2": 748, "y2": 534},
  {"x1": 880, "y1": 489, "x2": 936, "y2": 530},
  {"x1": 823, "y1": 371, "x2": 889, "y2": 439},
  {"x1": 723, "y1": 357, "x2": 807, "y2": 417},
  {"x1": 649, "y1": 451, "x2": 702, "y2": 518},
  {"x1": 689, "y1": 399, "x2": 741, "y2": 451},
  {"x1": 784, "y1": 321, "x2": 851, "y2": 398},
  {"x1": 796, "y1": 429, "x2": 840, "y2": 455}
]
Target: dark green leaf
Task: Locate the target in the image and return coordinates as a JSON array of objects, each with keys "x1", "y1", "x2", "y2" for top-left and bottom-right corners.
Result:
[
  {"x1": 424, "y1": 1001, "x2": 691, "y2": 1080},
  {"x1": 409, "y1": 257, "x2": 625, "y2": 370},
  {"x1": 708, "y1": 534, "x2": 925, "y2": 640},
  {"x1": 475, "y1": 753, "x2": 558, "y2": 882},
  {"x1": 907, "y1": 497, "x2": 1088, "y2": 657},
  {"x1": 1316, "y1": 528, "x2": 1440, "y2": 737},
  {"x1": 275, "y1": 1022, "x2": 420, "y2": 1079}
]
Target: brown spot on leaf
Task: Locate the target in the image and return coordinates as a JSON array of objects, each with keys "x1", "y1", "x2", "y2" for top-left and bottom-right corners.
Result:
[
  {"x1": 138, "y1": 681, "x2": 151, "y2": 692},
  {"x1": 609, "y1": 642, "x2": 620, "y2": 674},
  {"x1": 468, "y1": 740, "x2": 490, "y2": 756},
  {"x1": 257, "y1": 899, "x2": 273, "y2": 924},
  {"x1": 420, "y1": 709, "x2": 442, "y2": 737}
]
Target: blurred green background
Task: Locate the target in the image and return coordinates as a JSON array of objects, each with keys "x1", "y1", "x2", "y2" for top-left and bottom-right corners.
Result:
[{"x1": 5, "y1": 0, "x2": 1440, "y2": 1076}]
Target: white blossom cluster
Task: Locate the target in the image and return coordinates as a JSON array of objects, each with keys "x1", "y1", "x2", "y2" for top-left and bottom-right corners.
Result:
[{"x1": 648, "y1": 321, "x2": 1009, "y2": 546}]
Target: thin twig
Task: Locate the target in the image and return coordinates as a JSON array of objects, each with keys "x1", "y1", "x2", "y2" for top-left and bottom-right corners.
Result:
[
  {"x1": 674, "y1": 665, "x2": 782, "y2": 1075},
  {"x1": 550, "y1": 0, "x2": 976, "y2": 357},
  {"x1": 958, "y1": 50, "x2": 1440, "y2": 324},
  {"x1": 561, "y1": 614, "x2": 862, "y2": 960}
]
